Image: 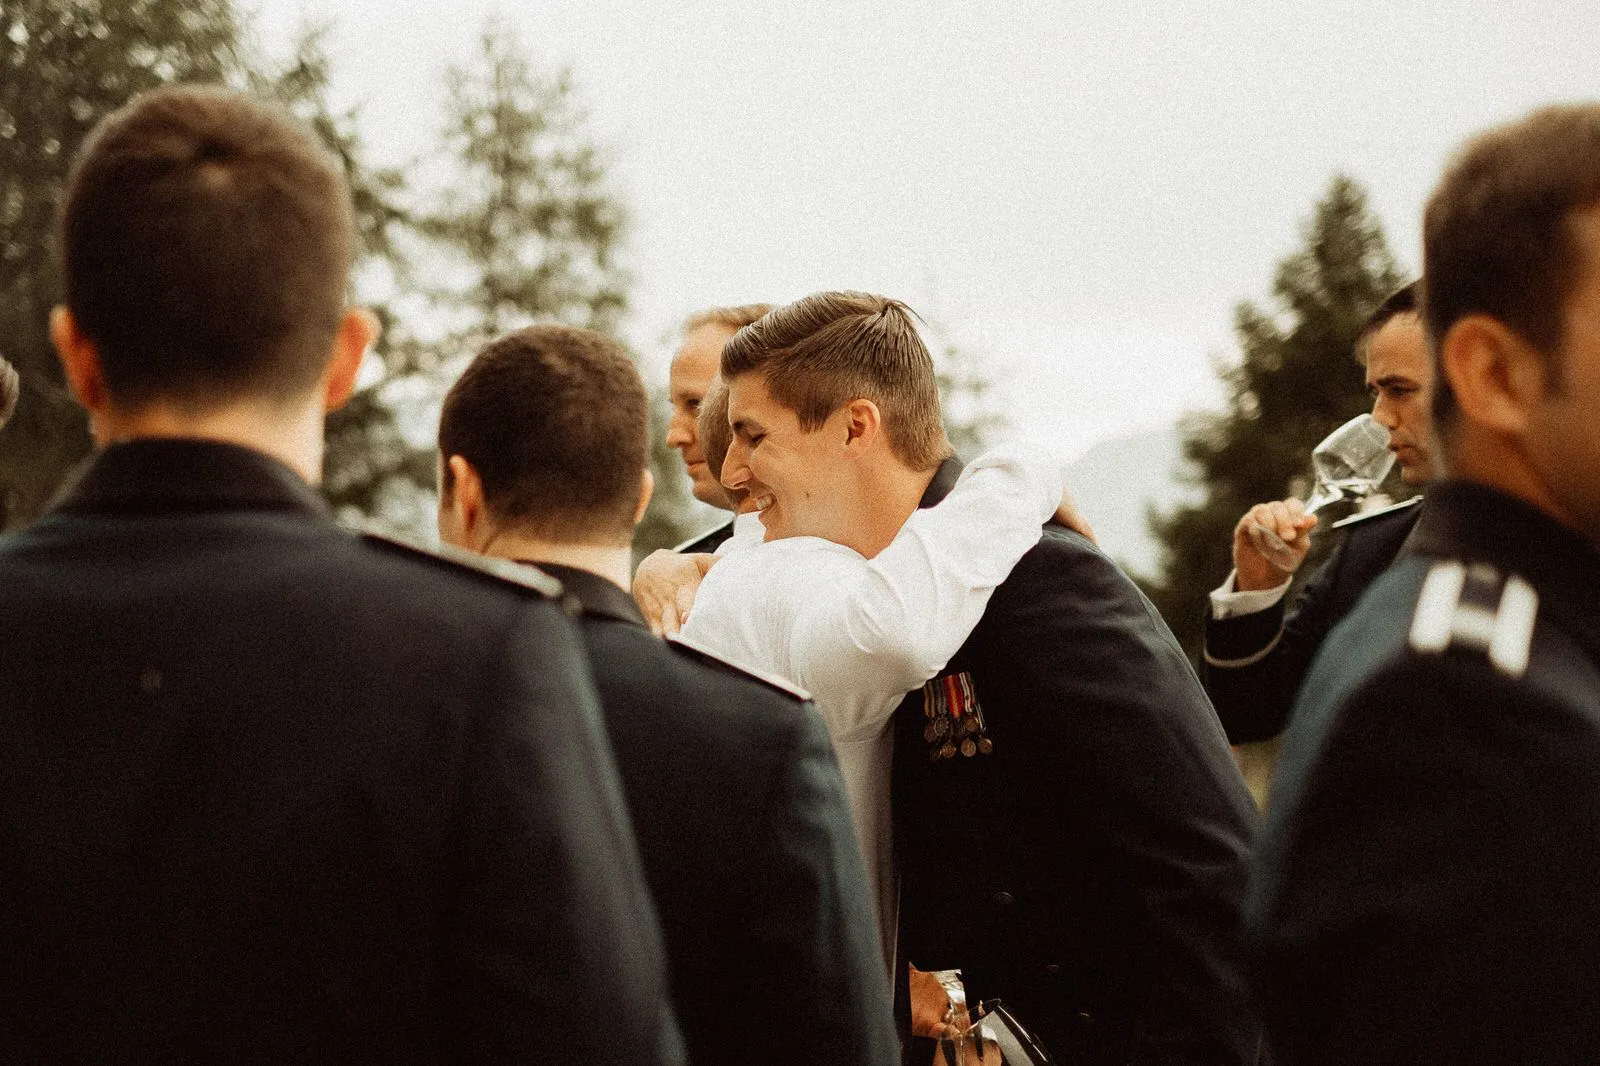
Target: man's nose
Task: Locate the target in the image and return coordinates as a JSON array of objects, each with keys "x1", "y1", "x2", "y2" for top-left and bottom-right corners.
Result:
[
  {"x1": 721, "y1": 440, "x2": 751, "y2": 489},
  {"x1": 1371, "y1": 396, "x2": 1400, "y2": 430},
  {"x1": 666, "y1": 411, "x2": 693, "y2": 449}
]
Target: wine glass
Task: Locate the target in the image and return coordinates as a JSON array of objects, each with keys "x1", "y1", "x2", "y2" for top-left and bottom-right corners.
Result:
[{"x1": 1249, "y1": 413, "x2": 1396, "y2": 571}]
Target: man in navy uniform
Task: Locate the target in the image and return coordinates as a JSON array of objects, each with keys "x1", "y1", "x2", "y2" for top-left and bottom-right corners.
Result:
[
  {"x1": 708, "y1": 292, "x2": 1262, "y2": 1065},
  {"x1": 1249, "y1": 104, "x2": 1600, "y2": 1064},
  {"x1": 436, "y1": 324, "x2": 898, "y2": 1066},
  {"x1": 1203, "y1": 283, "x2": 1434, "y2": 743},
  {"x1": 666, "y1": 304, "x2": 770, "y2": 553},
  {"x1": 0, "y1": 86, "x2": 680, "y2": 1064}
]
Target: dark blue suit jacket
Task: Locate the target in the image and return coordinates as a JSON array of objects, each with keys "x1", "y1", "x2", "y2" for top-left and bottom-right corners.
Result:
[
  {"x1": 533, "y1": 563, "x2": 898, "y2": 1066},
  {"x1": 1249, "y1": 482, "x2": 1600, "y2": 1064},
  {"x1": 0, "y1": 441, "x2": 681, "y2": 1065},
  {"x1": 893, "y1": 460, "x2": 1261, "y2": 1066},
  {"x1": 1203, "y1": 499, "x2": 1423, "y2": 744}
]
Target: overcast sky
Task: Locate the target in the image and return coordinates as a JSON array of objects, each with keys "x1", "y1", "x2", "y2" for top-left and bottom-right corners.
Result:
[{"x1": 250, "y1": 0, "x2": 1600, "y2": 459}]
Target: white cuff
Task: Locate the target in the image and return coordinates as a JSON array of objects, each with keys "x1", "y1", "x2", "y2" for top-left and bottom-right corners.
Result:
[{"x1": 1209, "y1": 570, "x2": 1291, "y2": 619}]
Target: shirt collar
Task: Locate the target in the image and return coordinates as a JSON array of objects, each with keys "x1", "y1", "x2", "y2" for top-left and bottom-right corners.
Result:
[
  {"x1": 917, "y1": 457, "x2": 965, "y2": 510},
  {"x1": 50, "y1": 438, "x2": 330, "y2": 519}
]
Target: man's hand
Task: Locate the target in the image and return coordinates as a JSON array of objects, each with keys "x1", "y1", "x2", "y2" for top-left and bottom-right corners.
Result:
[
  {"x1": 908, "y1": 966, "x2": 956, "y2": 1040},
  {"x1": 631, "y1": 550, "x2": 717, "y2": 637},
  {"x1": 1053, "y1": 485, "x2": 1096, "y2": 543},
  {"x1": 1233, "y1": 498, "x2": 1318, "y2": 591}
]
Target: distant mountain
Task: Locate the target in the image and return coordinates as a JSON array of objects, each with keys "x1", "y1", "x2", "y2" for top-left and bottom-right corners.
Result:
[{"x1": 1065, "y1": 425, "x2": 1198, "y2": 582}]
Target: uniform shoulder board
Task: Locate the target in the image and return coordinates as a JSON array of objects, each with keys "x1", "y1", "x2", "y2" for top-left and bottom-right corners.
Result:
[
  {"x1": 360, "y1": 528, "x2": 566, "y2": 601},
  {"x1": 1408, "y1": 559, "x2": 1539, "y2": 678},
  {"x1": 1332, "y1": 494, "x2": 1424, "y2": 529},
  {"x1": 666, "y1": 634, "x2": 812, "y2": 703}
]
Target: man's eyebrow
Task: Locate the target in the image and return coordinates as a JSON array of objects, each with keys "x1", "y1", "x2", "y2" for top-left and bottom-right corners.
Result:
[
  {"x1": 730, "y1": 416, "x2": 764, "y2": 435},
  {"x1": 1371, "y1": 374, "x2": 1420, "y2": 389}
]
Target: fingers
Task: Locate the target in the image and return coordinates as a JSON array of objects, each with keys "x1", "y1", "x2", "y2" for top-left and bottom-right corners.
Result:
[{"x1": 659, "y1": 600, "x2": 681, "y2": 638}]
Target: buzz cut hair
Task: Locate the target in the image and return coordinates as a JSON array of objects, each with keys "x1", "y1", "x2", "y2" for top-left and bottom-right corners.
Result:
[
  {"x1": 58, "y1": 84, "x2": 353, "y2": 409},
  {"x1": 438, "y1": 324, "x2": 649, "y2": 547}
]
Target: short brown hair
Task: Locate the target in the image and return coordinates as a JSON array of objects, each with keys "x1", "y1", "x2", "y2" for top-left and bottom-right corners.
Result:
[
  {"x1": 720, "y1": 291, "x2": 952, "y2": 471},
  {"x1": 438, "y1": 325, "x2": 648, "y2": 547},
  {"x1": 1423, "y1": 104, "x2": 1600, "y2": 429},
  {"x1": 696, "y1": 381, "x2": 743, "y2": 509},
  {"x1": 683, "y1": 303, "x2": 773, "y2": 336},
  {"x1": 58, "y1": 85, "x2": 353, "y2": 409},
  {"x1": 1353, "y1": 281, "x2": 1420, "y2": 365}
]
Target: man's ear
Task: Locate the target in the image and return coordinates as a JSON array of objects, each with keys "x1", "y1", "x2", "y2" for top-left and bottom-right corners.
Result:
[
  {"x1": 322, "y1": 307, "x2": 380, "y2": 413},
  {"x1": 1440, "y1": 314, "x2": 1547, "y2": 437},
  {"x1": 633, "y1": 468, "x2": 655, "y2": 526},
  {"x1": 443, "y1": 454, "x2": 487, "y2": 548},
  {"x1": 51, "y1": 306, "x2": 110, "y2": 416},
  {"x1": 842, "y1": 398, "x2": 882, "y2": 456}
]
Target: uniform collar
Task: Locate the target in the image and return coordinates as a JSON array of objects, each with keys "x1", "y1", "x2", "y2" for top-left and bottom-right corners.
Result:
[
  {"x1": 51, "y1": 438, "x2": 329, "y2": 519},
  {"x1": 1407, "y1": 479, "x2": 1600, "y2": 662},
  {"x1": 520, "y1": 560, "x2": 646, "y2": 628},
  {"x1": 916, "y1": 457, "x2": 964, "y2": 510}
]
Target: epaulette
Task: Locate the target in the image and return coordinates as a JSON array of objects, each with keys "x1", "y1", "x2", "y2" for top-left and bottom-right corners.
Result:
[
  {"x1": 1332, "y1": 494, "x2": 1424, "y2": 529},
  {"x1": 360, "y1": 528, "x2": 567, "y2": 603},
  {"x1": 1408, "y1": 559, "x2": 1538, "y2": 678},
  {"x1": 666, "y1": 634, "x2": 812, "y2": 703}
]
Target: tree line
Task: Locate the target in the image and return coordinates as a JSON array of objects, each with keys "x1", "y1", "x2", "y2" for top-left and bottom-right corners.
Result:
[{"x1": 1, "y1": 0, "x2": 1407, "y2": 654}]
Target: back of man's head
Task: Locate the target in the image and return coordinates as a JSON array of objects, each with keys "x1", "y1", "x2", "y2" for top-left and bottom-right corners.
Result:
[
  {"x1": 1423, "y1": 103, "x2": 1600, "y2": 439},
  {"x1": 58, "y1": 84, "x2": 353, "y2": 410},
  {"x1": 720, "y1": 291, "x2": 951, "y2": 472},
  {"x1": 438, "y1": 324, "x2": 648, "y2": 548}
]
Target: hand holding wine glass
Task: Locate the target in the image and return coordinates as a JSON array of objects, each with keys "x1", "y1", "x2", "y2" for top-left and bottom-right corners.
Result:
[{"x1": 1245, "y1": 414, "x2": 1396, "y2": 575}]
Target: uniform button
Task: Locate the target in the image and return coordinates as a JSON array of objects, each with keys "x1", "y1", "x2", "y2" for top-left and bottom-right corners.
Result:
[
  {"x1": 139, "y1": 668, "x2": 163, "y2": 695},
  {"x1": 1044, "y1": 963, "x2": 1061, "y2": 975},
  {"x1": 991, "y1": 890, "x2": 1014, "y2": 907}
]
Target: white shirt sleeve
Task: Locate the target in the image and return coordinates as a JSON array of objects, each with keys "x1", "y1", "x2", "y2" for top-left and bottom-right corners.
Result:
[
  {"x1": 782, "y1": 440, "x2": 1065, "y2": 738},
  {"x1": 713, "y1": 510, "x2": 765, "y2": 556},
  {"x1": 1208, "y1": 569, "x2": 1292, "y2": 619}
]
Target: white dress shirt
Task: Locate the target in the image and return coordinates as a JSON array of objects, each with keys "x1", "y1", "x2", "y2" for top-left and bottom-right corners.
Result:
[{"x1": 676, "y1": 443, "x2": 1066, "y2": 967}]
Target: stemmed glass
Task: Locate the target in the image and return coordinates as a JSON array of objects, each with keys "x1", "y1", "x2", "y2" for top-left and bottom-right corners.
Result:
[{"x1": 1249, "y1": 413, "x2": 1396, "y2": 571}]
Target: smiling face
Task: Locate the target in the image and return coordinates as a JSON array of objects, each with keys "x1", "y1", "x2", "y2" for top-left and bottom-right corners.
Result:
[
  {"x1": 1365, "y1": 312, "x2": 1436, "y2": 485},
  {"x1": 666, "y1": 322, "x2": 735, "y2": 505},
  {"x1": 720, "y1": 371, "x2": 852, "y2": 542}
]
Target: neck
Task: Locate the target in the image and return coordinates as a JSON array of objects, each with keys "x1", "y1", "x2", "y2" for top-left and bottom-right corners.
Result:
[
  {"x1": 95, "y1": 396, "x2": 326, "y2": 484},
  {"x1": 1445, "y1": 430, "x2": 1583, "y2": 535},
  {"x1": 476, "y1": 532, "x2": 633, "y2": 590},
  {"x1": 840, "y1": 460, "x2": 940, "y2": 559}
]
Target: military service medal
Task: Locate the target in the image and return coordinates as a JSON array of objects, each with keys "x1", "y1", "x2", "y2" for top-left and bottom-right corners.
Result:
[{"x1": 922, "y1": 671, "x2": 993, "y2": 761}]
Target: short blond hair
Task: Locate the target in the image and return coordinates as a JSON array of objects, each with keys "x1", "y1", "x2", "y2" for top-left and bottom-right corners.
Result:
[{"x1": 683, "y1": 303, "x2": 773, "y2": 335}]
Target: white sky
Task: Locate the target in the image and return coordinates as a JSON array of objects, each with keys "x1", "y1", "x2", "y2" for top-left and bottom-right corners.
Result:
[{"x1": 250, "y1": 0, "x2": 1600, "y2": 459}]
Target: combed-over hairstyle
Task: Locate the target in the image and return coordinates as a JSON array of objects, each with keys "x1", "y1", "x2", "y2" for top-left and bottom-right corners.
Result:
[
  {"x1": 683, "y1": 303, "x2": 773, "y2": 336},
  {"x1": 58, "y1": 84, "x2": 354, "y2": 408},
  {"x1": 719, "y1": 291, "x2": 952, "y2": 471},
  {"x1": 438, "y1": 325, "x2": 648, "y2": 547},
  {"x1": 1423, "y1": 103, "x2": 1600, "y2": 430}
]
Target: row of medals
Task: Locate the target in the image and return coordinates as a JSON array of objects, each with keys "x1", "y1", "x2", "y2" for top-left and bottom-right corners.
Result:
[{"x1": 924, "y1": 698, "x2": 994, "y2": 761}]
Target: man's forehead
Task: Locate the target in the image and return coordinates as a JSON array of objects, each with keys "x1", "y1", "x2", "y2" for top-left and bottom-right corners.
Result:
[{"x1": 1366, "y1": 314, "x2": 1431, "y2": 379}]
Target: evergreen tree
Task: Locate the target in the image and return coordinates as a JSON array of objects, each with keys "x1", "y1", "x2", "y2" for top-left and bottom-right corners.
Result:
[
  {"x1": 1145, "y1": 175, "x2": 1403, "y2": 659},
  {"x1": 0, "y1": 0, "x2": 240, "y2": 528}
]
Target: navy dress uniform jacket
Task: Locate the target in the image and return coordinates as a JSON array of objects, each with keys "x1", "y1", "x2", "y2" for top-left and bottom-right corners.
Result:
[
  {"x1": 671, "y1": 519, "x2": 736, "y2": 556},
  {"x1": 1248, "y1": 481, "x2": 1600, "y2": 1064},
  {"x1": 0, "y1": 440, "x2": 682, "y2": 1065},
  {"x1": 1202, "y1": 499, "x2": 1423, "y2": 744},
  {"x1": 530, "y1": 563, "x2": 899, "y2": 1066},
  {"x1": 892, "y1": 460, "x2": 1262, "y2": 1066}
]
